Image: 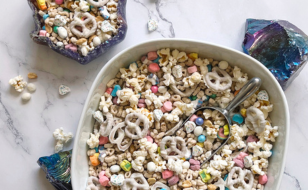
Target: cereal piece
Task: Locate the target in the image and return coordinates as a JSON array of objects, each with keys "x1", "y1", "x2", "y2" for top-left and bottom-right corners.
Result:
[
  {"x1": 148, "y1": 19, "x2": 158, "y2": 32},
  {"x1": 28, "y1": 72, "x2": 38, "y2": 79},
  {"x1": 208, "y1": 184, "x2": 217, "y2": 190},
  {"x1": 148, "y1": 178, "x2": 156, "y2": 185},
  {"x1": 59, "y1": 84, "x2": 71, "y2": 95},
  {"x1": 21, "y1": 93, "x2": 31, "y2": 101},
  {"x1": 9, "y1": 75, "x2": 27, "y2": 92}
]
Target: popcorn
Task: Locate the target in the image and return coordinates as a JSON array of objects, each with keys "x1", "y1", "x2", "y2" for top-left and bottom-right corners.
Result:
[
  {"x1": 167, "y1": 159, "x2": 184, "y2": 174},
  {"x1": 183, "y1": 72, "x2": 202, "y2": 87},
  {"x1": 53, "y1": 127, "x2": 73, "y2": 153},
  {"x1": 233, "y1": 66, "x2": 248, "y2": 90},
  {"x1": 99, "y1": 96, "x2": 112, "y2": 113},
  {"x1": 87, "y1": 133, "x2": 100, "y2": 149},
  {"x1": 262, "y1": 125, "x2": 279, "y2": 142},
  {"x1": 9, "y1": 75, "x2": 27, "y2": 92},
  {"x1": 116, "y1": 88, "x2": 140, "y2": 107}
]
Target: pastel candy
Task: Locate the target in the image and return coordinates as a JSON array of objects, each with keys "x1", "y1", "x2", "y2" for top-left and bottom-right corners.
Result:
[
  {"x1": 172, "y1": 65, "x2": 183, "y2": 78},
  {"x1": 151, "y1": 85, "x2": 158, "y2": 93},
  {"x1": 257, "y1": 90, "x2": 269, "y2": 101},
  {"x1": 189, "y1": 115, "x2": 198, "y2": 122},
  {"x1": 259, "y1": 174, "x2": 268, "y2": 185},
  {"x1": 139, "y1": 99, "x2": 145, "y2": 103},
  {"x1": 111, "y1": 174, "x2": 124, "y2": 186},
  {"x1": 168, "y1": 175, "x2": 179, "y2": 185},
  {"x1": 182, "y1": 161, "x2": 190, "y2": 169},
  {"x1": 190, "y1": 164, "x2": 200, "y2": 171},
  {"x1": 98, "y1": 145, "x2": 104, "y2": 153},
  {"x1": 147, "y1": 51, "x2": 158, "y2": 60},
  {"x1": 244, "y1": 156, "x2": 253, "y2": 168},
  {"x1": 113, "y1": 97, "x2": 119, "y2": 105},
  {"x1": 110, "y1": 165, "x2": 121, "y2": 173},
  {"x1": 147, "y1": 162, "x2": 156, "y2": 172},
  {"x1": 101, "y1": 20, "x2": 115, "y2": 32},
  {"x1": 138, "y1": 103, "x2": 146, "y2": 108},
  {"x1": 187, "y1": 65, "x2": 198, "y2": 73},
  {"x1": 98, "y1": 151, "x2": 107, "y2": 162},
  {"x1": 39, "y1": 30, "x2": 47, "y2": 36},
  {"x1": 99, "y1": 136, "x2": 108, "y2": 145},
  {"x1": 184, "y1": 121, "x2": 196, "y2": 133},
  {"x1": 237, "y1": 152, "x2": 249, "y2": 161},
  {"x1": 195, "y1": 117, "x2": 204, "y2": 126},
  {"x1": 197, "y1": 135, "x2": 206, "y2": 143},
  {"x1": 163, "y1": 101, "x2": 173, "y2": 112},
  {"x1": 148, "y1": 19, "x2": 158, "y2": 32},
  {"x1": 111, "y1": 85, "x2": 121, "y2": 97},
  {"x1": 146, "y1": 136, "x2": 153, "y2": 143},
  {"x1": 148, "y1": 63, "x2": 160, "y2": 73},
  {"x1": 162, "y1": 170, "x2": 173, "y2": 179},
  {"x1": 217, "y1": 127, "x2": 228, "y2": 140},
  {"x1": 233, "y1": 158, "x2": 244, "y2": 168},
  {"x1": 59, "y1": 84, "x2": 71, "y2": 95},
  {"x1": 192, "y1": 145, "x2": 203, "y2": 156},
  {"x1": 194, "y1": 126, "x2": 203, "y2": 136},
  {"x1": 153, "y1": 109, "x2": 163, "y2": 121},
  {"x1": 247, "y1": 135, "x2": 258, "y2": 143}
]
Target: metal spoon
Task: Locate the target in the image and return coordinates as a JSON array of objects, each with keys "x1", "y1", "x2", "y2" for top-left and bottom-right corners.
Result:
[{"x1": 170, "y1": 77, "x2": 261, "y2": 166}]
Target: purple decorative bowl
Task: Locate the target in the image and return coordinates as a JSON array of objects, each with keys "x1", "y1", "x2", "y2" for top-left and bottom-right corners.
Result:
[{"x1": 27, "y1": 0, "x2": 128, "y2": 65}]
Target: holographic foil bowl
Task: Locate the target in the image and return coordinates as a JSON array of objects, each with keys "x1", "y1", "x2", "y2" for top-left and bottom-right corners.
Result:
[
  {"x1": 71, "y1": 39, "x2": 289, "y2": 190},
  {"x1": 27, "y1": 0, "x2": 128, "y2": 65}
]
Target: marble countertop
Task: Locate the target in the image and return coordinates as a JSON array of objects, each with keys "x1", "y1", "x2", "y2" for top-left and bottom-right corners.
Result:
[{"x1": 0, "y1": 0, "x2": 307, "y2": 189}]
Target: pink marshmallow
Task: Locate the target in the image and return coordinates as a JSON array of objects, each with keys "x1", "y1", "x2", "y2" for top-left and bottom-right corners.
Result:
[
  {"x1": 247, "y1": 135, "x2": 258, "y2": 143},
  {"x1": 99, "y1": 175, "x2": 109, "y2": 186},
  {"x1": 99, "y1": 136, "x2": 109, "y2": 145},
  {"x1": 65, "y1": 44, "x2": 77, "y2": 52},
  {"x1": 39, "y1": 30, "x2": 47, "y2": 36},
  {"x1": 151, "y1": 85, "x2": 158, "y2": 93},
  {"x1": 138, "y1": 99, "x2": 145, "y2": 104},
  {"x1": 112, "y1": 97, "x2": 119, "y2": 105},
  {"x1": 259, "y1": 175, "x2": 268, "y2": 185},
  {"x1": 190, "y1": 165, "x2": 201, "y2": 171},
  {"x1": 163, "y1": 101, "x2": 173, "y2": 112},
  {"x1": 147, "y1": 51, "x2": 158, "y2": 61},
  {"x1": 141, "y1": 55, "x2": 147, "y2": 62},
  {"x1": 233, "y1": 158, "x2": 244, "y2": 169},
  {"x1": 138, "y1": 103, "x2": 146, "y2": 108},
  {"x1": 161, "y1": 106, "x2": 167, "y2": 113},
  {"x1": 168, "y1": 175, "x2": 179, "y2": 186},
  {"x1": 55, "y1": 0, "x2": 64, "y2": 4},
  {"x1": 105, "y1": 87, "x2": 113, "y2": 94},
  {"x1": 189, "y1": 159, "x2": 200, "y2": 165},
  {"x1": 146, "y1": 136, "x2": 153, "y2": 143},
  {"x1": 187, "y1": 65, "x2": 198, "y2": 74},
  {"x1": 148, "y1": 63, "x2": 160, "y2": 73},
  {"x1": 189, "y1": 115, "x2": 198, "y2": 122},
  {"x1": 162, "y1": 170, "x2": 174, "y2": 179},
  {"x1": 237, "y1": 152, "x2": 249, "y2": 161}
]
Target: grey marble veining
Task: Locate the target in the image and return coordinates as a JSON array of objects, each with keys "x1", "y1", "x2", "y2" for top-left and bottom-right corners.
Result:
[{"x1": 0, "y1": 0, "x2": 307, "y2": 189}]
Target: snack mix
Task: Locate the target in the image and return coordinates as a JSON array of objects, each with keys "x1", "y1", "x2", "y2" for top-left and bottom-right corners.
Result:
[
  {"x1": 86, "y1": 48, "x2": 279, "y2": 190},
  {"x1": 35, "y1": 0, "x2": 121, "y2": 56}
]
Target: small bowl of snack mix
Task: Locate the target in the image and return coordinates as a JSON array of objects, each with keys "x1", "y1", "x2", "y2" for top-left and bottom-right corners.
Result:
[
  {"x1": 71, "y1": 39, "x2": 289, "y2": 190},
  {"x1": 27, "y1": 0, "x2": 127, "y2": 65}
]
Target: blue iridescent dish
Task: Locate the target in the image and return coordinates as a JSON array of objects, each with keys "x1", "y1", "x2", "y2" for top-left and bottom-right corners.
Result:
[
  {"x1": 37, "y1": 150, "x2": 72, "y2": 190},
  {"x1": 242, "y1": 19, "x2": 308, "y2": 89},
  {"x1": 27, "y1": 0, "x2": 127, "y2": 65}
]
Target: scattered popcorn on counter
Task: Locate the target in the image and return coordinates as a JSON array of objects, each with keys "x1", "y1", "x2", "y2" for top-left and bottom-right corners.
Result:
[
  {"x1": 53, "y1": 127, "x2": 73, "y2": 153},
  {"x1": 9, "y1": 75, "x2": 27, "y2": 92},
  {"x1": 84, "y1": 48, "x2": 279, "y2": 190}
]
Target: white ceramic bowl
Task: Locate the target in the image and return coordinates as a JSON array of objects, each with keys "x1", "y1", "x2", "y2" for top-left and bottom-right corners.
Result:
[{"x1": 71, "y1": 39, "x2": 289, "y2": 190}]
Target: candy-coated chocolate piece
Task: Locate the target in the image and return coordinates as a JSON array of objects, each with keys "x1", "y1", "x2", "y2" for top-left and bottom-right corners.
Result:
[
  {"x1": 197, "y1": 135, "x2": 206, "y2": 143},
  {"x1": 195, "y1": 117, "x2": 204, "y2": 126},
  {"x1": 259, "y1": 174, "x2": 268, "y2": 185},
  {"x1": 163, "y1": 101, "x2": 173, "y2": 112},
  {"x1": 194, "y1": 126, "x2": 203, "y2": 137},
  {"x1": 151, "y1": 85, "x2": 158, "y2": 93}
]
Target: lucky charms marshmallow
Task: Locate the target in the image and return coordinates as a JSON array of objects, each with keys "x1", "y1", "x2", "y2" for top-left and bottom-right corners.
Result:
[{"x1": 86, "y1": 48, "x2": 278, "y2": 190}]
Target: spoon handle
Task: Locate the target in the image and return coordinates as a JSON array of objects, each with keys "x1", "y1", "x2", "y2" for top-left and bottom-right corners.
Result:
[{"x1": 225, "y1": 77, "x2": 261, "y2": 112}]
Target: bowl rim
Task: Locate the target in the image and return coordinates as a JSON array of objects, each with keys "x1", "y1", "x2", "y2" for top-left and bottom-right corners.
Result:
[{"x1": 71, "y1": 38, "x2": 290, "y2": 190}]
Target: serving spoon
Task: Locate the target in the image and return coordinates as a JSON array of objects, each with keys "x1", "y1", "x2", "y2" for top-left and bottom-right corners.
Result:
[{"x1": 167, "y1": 77, "x2": 261, "y2": 166}]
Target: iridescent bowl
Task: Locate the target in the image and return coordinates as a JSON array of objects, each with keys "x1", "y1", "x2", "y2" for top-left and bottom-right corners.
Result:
[{"x1": 27, "y1": 0, "x2": 128, "y2": 65}]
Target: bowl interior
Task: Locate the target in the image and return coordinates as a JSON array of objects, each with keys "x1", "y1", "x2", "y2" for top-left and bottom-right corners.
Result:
[{"x1": 71, "y1": 39, "x2": 289, "y2": 190}]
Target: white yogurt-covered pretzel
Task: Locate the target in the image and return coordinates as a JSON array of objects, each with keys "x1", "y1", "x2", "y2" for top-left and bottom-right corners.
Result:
[
  {"x1": 204, "y1": 67, "x2": 232, "y2": 91},
  {"x1": 70, "y1": 12, "x2": 97, "y2": 38},
  {"x1": 151, "y1": 182, "x2": 170, "y2": 190},
  {"x1": 170, "y1": 84, "x2": 197, "y2": 97},
  {"x1": 245, "y1": 106, "x2": 266, "y2": 134},
  {"x1": 99, "y1": 112, "x2": 114, "y2": 137},
  {"x1": 121, "y1": 173, "x2": 150, "y2": 190},
  {"x1": 125, "y1": 113, "x2": 150, "y2": 139},
  {"x1": 226, "y1": 167, "x2": 254, "y2": 190},
  {"x1": 109, "y1": 122, "x2": 132, "y2": 151},
  {"x1": 160, "y1": 136, "x2": 187, "y2": 160},
  {"x1": 87, "y1": 0, "x2": 109, "y2": 7}
]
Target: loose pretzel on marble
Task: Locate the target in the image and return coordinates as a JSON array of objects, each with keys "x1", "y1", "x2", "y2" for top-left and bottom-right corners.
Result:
[
  {"x1": 151, "y1": 182, "x2": 170, "y2": 190},
  {"x1": 87, "y1": 0, "x2": 109, "y2": 7},
  {"x1": 226, "y1": 167, "x2": 254, "y2": 190},
  {"x1": 160, "y1": 136, "x2": 187, "y2": 160},
  {"x1": 245, "y1": 106, "x2": 266, "y2": 134},
  {"x1": 86, "y1": 176, "x2": 106, "y2": 190},
  {"x1": 109, "y1": 122, "x2": 132, "y2": 151},
  {"x1": 70, "y1": 12, "x2": 97, "y2": 38},
  {"x1": 99, "y1": 112, "x2": 114, "y2": 137},
  {"x1": 170, "y1": 83, "x2": 197, "y2": 97},
  {"x1": 121, "y1": 173, "x2": 150, "y2": 190},
  {"x1": 204, "y1": 67, "x2": 232, "y2": 91},
  {"x1": 124, "y1": 113, "x2": 150, "y2": 139}
]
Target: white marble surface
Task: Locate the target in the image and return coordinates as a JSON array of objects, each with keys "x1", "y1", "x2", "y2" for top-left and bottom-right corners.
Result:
[{"x1": 0, "y1": 0, "x2": 307, "y2": 189}]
